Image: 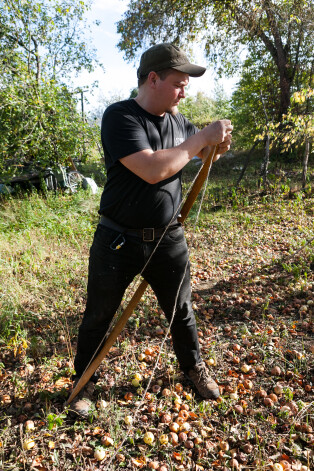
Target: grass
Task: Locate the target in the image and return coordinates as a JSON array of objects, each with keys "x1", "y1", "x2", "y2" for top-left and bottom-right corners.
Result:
[{"x1": 0, "y1": 153, "x2": 313, "y2": 470}]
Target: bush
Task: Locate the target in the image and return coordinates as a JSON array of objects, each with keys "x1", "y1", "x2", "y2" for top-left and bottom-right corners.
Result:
[{"x1": 0, "y1": 75, "x2": 99, "y2": 180}]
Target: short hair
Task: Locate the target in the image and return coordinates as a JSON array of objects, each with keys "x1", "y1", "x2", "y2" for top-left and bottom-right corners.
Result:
[{"x1": 137, "y1": 68, "x2": 175, "y2": 87}]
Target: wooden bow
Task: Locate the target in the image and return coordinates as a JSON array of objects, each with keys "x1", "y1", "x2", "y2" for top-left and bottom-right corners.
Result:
[{"x1": 66, "y1": 145, "x2": 217, "y2": 405}]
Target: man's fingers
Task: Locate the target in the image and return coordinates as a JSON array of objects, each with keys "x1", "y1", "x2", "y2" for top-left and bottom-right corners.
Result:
[
  {"x1": 225, "y1": 125, "x2": 233, "y2": 135},
  {"x1": 202, "y1": 119, "x2": 233, "y2": 147},
  {"x1": 218, "y1": 134, "x2": 232, "y2": 154},
  {"x1": 221, "y1": 121, "x2": 233, "y2": 139},
  {"x1": 222, "y1": 134, "x2": 232, "y2": 144},
  {"x1": 222, "y1": 119, "x2": 232, "y2": 129}
]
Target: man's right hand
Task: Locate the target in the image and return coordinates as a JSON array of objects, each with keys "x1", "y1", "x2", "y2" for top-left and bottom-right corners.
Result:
[{"x1": 201, "y1": 120, "x2": 233, "y2": 147}]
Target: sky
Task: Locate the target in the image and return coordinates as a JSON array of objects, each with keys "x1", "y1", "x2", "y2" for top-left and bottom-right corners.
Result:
[{"x1": 73, "y1": 0, "x2": 239, "y2": 113}]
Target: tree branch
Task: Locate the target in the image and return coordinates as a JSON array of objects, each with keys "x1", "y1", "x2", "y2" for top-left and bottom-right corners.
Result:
[{"x1": 232, "y1": 5, "x2": 279, "y2": 65}]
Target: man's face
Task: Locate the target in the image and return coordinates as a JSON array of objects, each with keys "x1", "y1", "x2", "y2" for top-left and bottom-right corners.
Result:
[{"x1": 155, "y1": 70, "x2": 189, "y2": 115}]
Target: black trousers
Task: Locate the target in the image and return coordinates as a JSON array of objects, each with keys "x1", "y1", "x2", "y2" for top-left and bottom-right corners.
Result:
[{"x1": 74, "y1": 223, "x2": 201, "y2": 380}]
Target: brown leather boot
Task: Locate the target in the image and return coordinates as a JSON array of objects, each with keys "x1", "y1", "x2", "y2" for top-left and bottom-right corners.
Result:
[
  {"x1": 186, "y1": 362, "x2": 220, "y2": 399},
  {"x1": 68, "y1": 380, "x2": 95, "y2": 419}
]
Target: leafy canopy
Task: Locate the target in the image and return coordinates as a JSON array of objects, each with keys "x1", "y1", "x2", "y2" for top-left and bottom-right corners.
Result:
[
  {"x1": 0, "y1": 0, "x2": 101, "y2": 178},
  {"x1": 117, "y1": 0, "x2": 313, "y2": 119},
  {"x1": 0, "y1": 0, "x2": 100, "y2": 81}
]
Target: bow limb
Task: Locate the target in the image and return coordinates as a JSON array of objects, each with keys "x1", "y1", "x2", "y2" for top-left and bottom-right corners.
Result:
[
  {"x1": 66, "y1": 145, "x2": 218, "y2": 406},
  {"x1": 66, "y1": 280, "x2": 148, "y2": 406}
]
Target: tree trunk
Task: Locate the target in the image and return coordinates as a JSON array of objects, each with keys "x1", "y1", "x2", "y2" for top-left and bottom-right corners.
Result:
[
  {"x1": 236, "y1": 140, "x2": 260, "y2": 188},
  {"x1": 260, "y1": 135, "x2": 270, "y2": 187},
  {"x1": 302, "y1": 136, "x2": 310, "y2": 189},
  {"x1": 259, "y1": 92, "x2": 270, "y2": 187},
  {"x1": 257, "y1": 0, "x2": 294, "y2": 120},
  {"x1": 278, "y1": 71, "x2": 293, "y2": 119},
  {"x1": 32, "y1": 37, "x2": 40, "y2": 84}
]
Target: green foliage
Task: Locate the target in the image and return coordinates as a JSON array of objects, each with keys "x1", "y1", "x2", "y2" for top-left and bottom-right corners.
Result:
[
  {"x1": 213, "y1": 84, "x2": 232, "y2": 119},
  {"x1": 178, "y1": 92, "x2": 216, "y2": 127},
  {"x1": 255, "y1": 88, "x2": 314, "y2": 153},
  {"x1": 117, "y1": 0, "x2": 313, "y2": 147},
  {"x1": 129, "y1": 88, "x2": 139, "y2": 99},
  {"x1": 46, "y1": 412, "x2": 67, "y2": 430},
  {"x1": 230, "y1": 36, "x2": 313, "y2": 150},
  {"x1": 178, "y1": 87, "x2": 231, "y2": 127},
  {"x1": 0, "y1": 0, "x2": 100, "y2": 81},
  {"x1": 230, "y1": 50, "x2": 280, "y2": 149},
  {"x1": 0, "y1": 0, "x2": 101, "y2": 176},
  {"x1": 0, "y1": 75, "x2": 99, "y2": 179},
  {"x1": 277, "y1": 89, "x2": 313, "y2": 152},
  {"x1": 117, "y1": 0, "x2": 312, "y2": 83}
]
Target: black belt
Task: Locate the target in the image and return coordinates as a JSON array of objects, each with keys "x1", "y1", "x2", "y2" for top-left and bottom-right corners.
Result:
[{"x1": 99, "y1": 215, "x2": 179, "y2": 242}]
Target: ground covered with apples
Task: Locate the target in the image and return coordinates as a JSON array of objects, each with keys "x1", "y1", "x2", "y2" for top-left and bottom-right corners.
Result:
[{"x1": 0, "y1": 159, "x2": 313, "y2": 470}]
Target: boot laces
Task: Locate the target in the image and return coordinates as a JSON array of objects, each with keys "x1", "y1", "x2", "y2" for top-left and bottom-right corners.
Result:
[{"x1": 197, "y1": 362, "x2": 210, "y2": 382}]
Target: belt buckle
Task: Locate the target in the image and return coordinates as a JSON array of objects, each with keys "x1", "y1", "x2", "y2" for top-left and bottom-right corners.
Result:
[{"x1": 143, "y1": 228, "x2": 154, "y2": 242}]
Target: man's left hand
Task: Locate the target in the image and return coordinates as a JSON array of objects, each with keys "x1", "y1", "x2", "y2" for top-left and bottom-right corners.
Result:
[{"x1": 213, "y1": 132, "x2": 232, "y2": 161}]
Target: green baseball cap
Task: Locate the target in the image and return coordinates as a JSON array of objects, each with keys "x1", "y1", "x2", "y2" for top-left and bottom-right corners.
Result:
[{"x1": 137, "y1": 43, "x2": 206, "y2": 79}]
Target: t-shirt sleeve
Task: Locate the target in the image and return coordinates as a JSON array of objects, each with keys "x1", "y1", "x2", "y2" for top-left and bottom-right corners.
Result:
[{"x1": 101, "y1": 105, "x2": 152, "y2": 165}]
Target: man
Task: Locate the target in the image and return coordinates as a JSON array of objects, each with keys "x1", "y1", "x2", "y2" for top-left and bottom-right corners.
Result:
[{"x1": 71, "y1": 43, "x2": 232, "y2": 418}]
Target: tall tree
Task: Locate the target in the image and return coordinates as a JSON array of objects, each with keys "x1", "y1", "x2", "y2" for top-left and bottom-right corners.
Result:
[
  {"x1": 0, "y1": 71, "x2": 99, "y2": 177},
  {"x1": 0, "y1": 0, "x2": 101, "y2": 175},
  {"x1": 0, "y1": 0, "x2": 100, "y2": 83},
  {"x1": 230, "y1": 49, "x2": 280, "y2": 149},
  {"x1": 117, "y1": 0, "x2": 313, "y2": 120}
]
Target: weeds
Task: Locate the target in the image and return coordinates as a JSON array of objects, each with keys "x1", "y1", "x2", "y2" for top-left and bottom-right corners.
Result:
[{"x1": 46, "y1": 412, "x2": 67, "y2": 430}]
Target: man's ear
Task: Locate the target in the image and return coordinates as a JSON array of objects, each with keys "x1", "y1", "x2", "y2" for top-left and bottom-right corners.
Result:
[{"x1": 148, "y1": 71, "x2": 158, "y2": 88}]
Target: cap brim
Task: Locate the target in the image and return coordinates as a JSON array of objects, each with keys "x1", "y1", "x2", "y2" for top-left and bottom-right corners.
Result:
[{"x1": 173, "y1": 63, "x2": 206, "y2": 77}]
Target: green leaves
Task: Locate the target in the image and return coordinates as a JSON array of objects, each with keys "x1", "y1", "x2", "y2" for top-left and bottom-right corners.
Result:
[
  {"x1": 0, "y1": 0, "x2": 101, "y2": 176},
  {"x1": 0, "y1": 75, "x2": 99, "y2": 178},
  {"x1": 0, "y1": 0, "x2": 101, "y2": 81},
  {"x1": 178, "y1": 88, "x2": 231, "y2": 128},
  {"x1": 117, "y1": 0, "x2": 313, "y2": 151},
  {"x1": 254, "y1": 86, "x2": 314, "y2": 154}
]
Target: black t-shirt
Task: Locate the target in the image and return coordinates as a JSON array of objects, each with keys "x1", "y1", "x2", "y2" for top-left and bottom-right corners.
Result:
[{"x1": 99, "y1": 99, "x2": 198, "y2": 228}]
